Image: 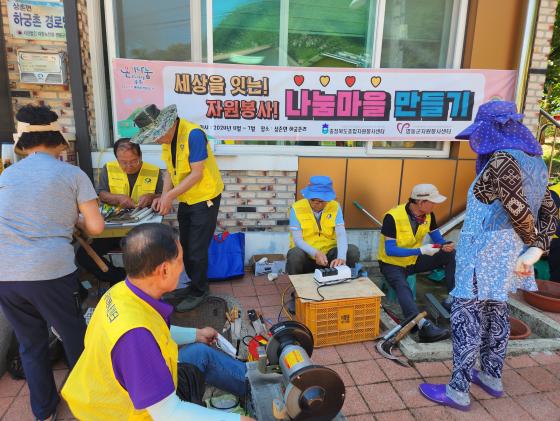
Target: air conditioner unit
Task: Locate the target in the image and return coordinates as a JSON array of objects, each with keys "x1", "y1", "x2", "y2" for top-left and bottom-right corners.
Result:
[{"x1": 17, "y1": 50, "x2": 67, "y2": 85}]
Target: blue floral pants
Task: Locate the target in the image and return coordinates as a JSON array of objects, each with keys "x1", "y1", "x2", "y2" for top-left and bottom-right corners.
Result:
[{"x1": 448, "y1": 291, "x2": 509, "y2": 394}]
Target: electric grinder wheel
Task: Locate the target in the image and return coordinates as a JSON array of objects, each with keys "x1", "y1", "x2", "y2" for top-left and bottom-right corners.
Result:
[
  {"x1": 286, "y1": 365, "x2": 345, "y2": 421},
  {"x1": 266, "y1": 320, "x2": 314, "y2": 365}
]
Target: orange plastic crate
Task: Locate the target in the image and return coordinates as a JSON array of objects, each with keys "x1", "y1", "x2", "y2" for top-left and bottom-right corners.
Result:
[{"x1": 295, "y1": 295, "x2": 381, "y2": 348}]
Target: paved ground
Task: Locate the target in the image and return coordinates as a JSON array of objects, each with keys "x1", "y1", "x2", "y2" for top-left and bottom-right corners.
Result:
[{"x1": 1, "y1": 273, "x2": 559, "y2": 420}]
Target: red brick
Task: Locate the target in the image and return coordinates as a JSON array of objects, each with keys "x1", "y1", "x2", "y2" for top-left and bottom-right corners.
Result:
[
  {"x1": 252, "y1": 275, "x2": 270, "y2": 286},
  {"x1": 376, "y1": 358, "x2": 421, "y2": 381},
  {"x1": 232, "y1": 285, "x2": 256, "y2": 297},
  {"x1": 392, "y1": 379, "x2": 436, "y2": 408},
  {"x1": 0, "y1": 373, "x2": 25, "y2": 398},
  {"x1": 346, "y1": 415, "x2": 376, "y2": 421},
  {"x1": 516, "y1": 393, "x2": 560, "y2": 420},
  {"x1": 358, "y1": 382, "x2": 405, "y2": 412},
  {"x1": 375, "y1": 409, "x2": 415, "y2": 421},
  {"x1": 0, "y1": 397, "x2": 14, "y2": 418},
  {"x1": 54, "y1": 369, "x2": 69, "y2": 391},
  {"x1": 480, "y1": 397, "x2": 532, "y2": 420},
  {"x1": 336, "y1": 343, "x2": 372, "y2": 362},
  {"x1": 209, "y1": 282, "x2": 233, "y2": 296},
  {"x1": 516, "y1": 366, "x2": 560, "y2": 392},
  {"x1": 341, "y1": 386, "x2": 369, "y2": 416},
  {"x1": 451, "y1": 401, "x2": 494, "y2": 421},
  {"x1": 346, "y1": 360, "x2": 387, "y2": 385},
  {"x1": 312, "y1": 347, "x2": 341, "y2": 365},
  {"x1": 442, "y1": 359, "x2": 454, "y2": 371},
  {"x1": 502, "y1": 369, "x2": 538, "y2": 396},
  {"x1": 258, "y1": 293, "x2": 282, "y2": 307},
  {"x1": 260, "y1": 305, "x2": 281, "y2": 322},
  {"x1": 414, "y1": 361, "x2": 450, "y2": 378},
  {"x1": 544, "y1": 390, "x2": 560, "y2": 408},
  {"x1": 505, "y1": 354, "x2": 538, "y2": 369},
  {"x1": 237, "y1": 296, "x2": 260, "y2": 311},
  {"x1": 543, "y1": 363, "x2": 560, "y2": 379},
  {"x1": 254, "y1": 284, "x2": 278, "y2": 296},
  {"x1": 410, "y1": 405, "x2": 453, "y2": 419},
  {"x1": 3, "y1": 395, "x2": 33, "y2": 420},
  {"x1": 328, "y1": 364, "x2": 355, "y2": 387},
  {"x1": 231, "y1": 275, "x2": 253, "y2": 287},
  {"x1": 57, "y1": 398, "x2": 77, "y2": 420},
  {"x1": 530, "y1": 351, "x2": 560, "y2": 365},
  {"x1": 363, "y1": 340, "x2": 384, "y2": 359}
]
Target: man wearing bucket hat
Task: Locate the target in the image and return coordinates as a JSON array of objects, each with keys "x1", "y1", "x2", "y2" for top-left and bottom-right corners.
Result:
[
  {"x1": 287, "y1": 176, "x2": 360, "y2": 274},
  {"x1": 131, "y1": 104, "x2": 224, "y2": 311},
  {"x1": 419, "y1": 100, "x2": 557, "y2": 411},
  {"x1": 378, "y1": 183, "x2": 455, "y2": 343}
]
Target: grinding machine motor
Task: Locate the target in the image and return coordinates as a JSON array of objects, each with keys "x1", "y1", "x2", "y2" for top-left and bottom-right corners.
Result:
[{"x1": 247, "y1": 320, "x2": 345, "y2": 420}]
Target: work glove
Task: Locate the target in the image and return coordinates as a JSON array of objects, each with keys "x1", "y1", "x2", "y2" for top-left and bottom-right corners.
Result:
[
  {"x1": 419, "y1": 244, "x2": 440, "y2": 256},
  {"x1": 514, "y1": 247, "x2": 543, "y2": 275}
]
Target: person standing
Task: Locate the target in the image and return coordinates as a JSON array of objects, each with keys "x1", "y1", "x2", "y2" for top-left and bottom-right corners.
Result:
[
  {"x1": 0, "y1": 105, "x2": 104, "y2": 420},
  {"x1": 131, "y1": 104, "x2": 223, "y2": 310},
  {"x1": 419, "y1": 101, "x2": 557, "y2": 411}
]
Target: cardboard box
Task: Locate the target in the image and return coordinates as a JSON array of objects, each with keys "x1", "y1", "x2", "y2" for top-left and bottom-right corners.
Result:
[{"x1": 250, "y1": 254, "x2": 286, "y2": 275}]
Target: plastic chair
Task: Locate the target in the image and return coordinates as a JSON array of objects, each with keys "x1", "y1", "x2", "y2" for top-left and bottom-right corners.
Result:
[{"x1": 381, "y1": 274, "x2": 417, "y2": 302}]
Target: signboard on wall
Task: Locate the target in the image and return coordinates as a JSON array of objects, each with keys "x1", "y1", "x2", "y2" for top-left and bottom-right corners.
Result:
[
  {"x1": 7, "y1": 0, "x2": 65, "y2": 42},
  {"x1": 17, "y1": 50, "x2": 67, "y2": 84},
  {"x1": 112, "y1": 58, "x2": 516, "y2": 142}
]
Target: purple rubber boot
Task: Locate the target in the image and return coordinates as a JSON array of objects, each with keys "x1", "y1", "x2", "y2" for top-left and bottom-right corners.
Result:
[
  {"x1": 471, "y1": 369, "x2": 504, "y2": 398},
  {"x1": 418, "y1": 383, "x2": 471, "y2": 411}
]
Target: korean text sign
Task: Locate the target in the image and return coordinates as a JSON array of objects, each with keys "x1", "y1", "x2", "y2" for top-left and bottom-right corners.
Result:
[
  {"x1": 7, "y1": 0, "x2": 65, "y2": 41},
  {"x1": 113, "y1": 58, "x2": 516, "y2": 141}
]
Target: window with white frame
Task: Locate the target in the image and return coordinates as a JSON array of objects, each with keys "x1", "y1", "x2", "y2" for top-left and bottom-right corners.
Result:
[{"x1": 98, "y1": 0, "x2": 467, "y2": 157}]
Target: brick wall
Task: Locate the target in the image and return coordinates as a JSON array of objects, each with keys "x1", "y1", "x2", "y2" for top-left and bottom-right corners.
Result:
[
  {"x1": 217, "y1": 170, "x2": 296, "y2": 231},
  {"x1": 523, "y1": 0, "x2": 558, "y2": 132},
  {"x1": 0, "y1": 1, "x2": 91, "y2": 164}
]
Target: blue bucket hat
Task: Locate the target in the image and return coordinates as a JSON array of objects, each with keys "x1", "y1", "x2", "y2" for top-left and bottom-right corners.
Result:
[
  {"x1": 455, "y1": 100, "x2": 542, "y2": 173},
  {"x1": 301, "y1": 176, "x2": 336, "y2": 201}
]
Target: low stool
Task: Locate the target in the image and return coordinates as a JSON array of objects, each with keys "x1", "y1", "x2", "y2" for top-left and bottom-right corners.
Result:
[{"x1": 381, "y1": 274, "x2": 417, "y2": 302}]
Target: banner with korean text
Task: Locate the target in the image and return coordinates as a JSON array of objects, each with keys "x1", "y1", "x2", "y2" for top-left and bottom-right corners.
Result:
[{"x1": 112, "y1": 58, "x2": 516, "y2": 141}]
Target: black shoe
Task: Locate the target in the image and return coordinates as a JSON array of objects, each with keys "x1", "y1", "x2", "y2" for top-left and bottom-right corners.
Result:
[
  {"x1": 163, "y1": 285, "x2": 193, "y2": 301},
  {"x1": 175, "y1": 290, "x2": 209, "y2": 312},
  {"x1": 418, "y1": 321, "x2": 450, "y2": 343},
  {"x1": 441, "y1": 299, "x2": 452, "y2": 313}
]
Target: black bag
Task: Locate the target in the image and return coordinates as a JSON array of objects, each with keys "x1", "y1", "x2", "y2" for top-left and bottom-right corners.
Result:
[
  {"x1": 176, "y1": 362, "x2": 206, "y2": 405},
  {"x1": 6, "y1": 330, "x2": 64, "y2": 380}
]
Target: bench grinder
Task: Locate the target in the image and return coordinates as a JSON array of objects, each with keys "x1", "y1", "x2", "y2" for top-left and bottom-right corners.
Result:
[{"x1": 247, "y1": 320, "x2": 345, "y2": 420}]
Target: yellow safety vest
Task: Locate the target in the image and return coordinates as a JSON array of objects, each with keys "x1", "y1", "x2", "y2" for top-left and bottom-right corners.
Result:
[
  {"x1": 106, "y1": 161, "x2": 160, "y2": 205},
  {"x1": 161, "y1": 119, "x2": 224, "y2": 205},
  {"x1": 378, "y1": 204, "x2": 432, "y2": 267},
  {"x1": 62, "y1": 282, "x2": 178, "y2": 421},
  {"x1": 550, "y1": 183, "x2": 560, "y2": 239},
  {"x1": 289, "y1": 199, "x2": 339, "y2": 255}
]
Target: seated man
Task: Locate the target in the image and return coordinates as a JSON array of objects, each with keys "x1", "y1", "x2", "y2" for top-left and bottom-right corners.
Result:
[
  {"x1": 378, "y1": 184, "x2": 455, "y2": 343},
  {"x1": 76, "y1": 138, "x2": 164, "y2": 285},
  {"x1": 63, "y1": 223, "x2": 253, "y2": 421},
  {"x1": 287, "y1": 175, "x2": 360, "y2": 274}
]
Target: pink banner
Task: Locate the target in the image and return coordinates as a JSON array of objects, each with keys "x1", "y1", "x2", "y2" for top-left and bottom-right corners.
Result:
[{"x1": 112, "y1": 58, "x2": 516, "y2": 141}]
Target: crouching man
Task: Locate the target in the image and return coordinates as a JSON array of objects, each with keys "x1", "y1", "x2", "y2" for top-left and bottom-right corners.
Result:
[{"x1": 62, "y1": 223, "x2": 254, "y2": 421}]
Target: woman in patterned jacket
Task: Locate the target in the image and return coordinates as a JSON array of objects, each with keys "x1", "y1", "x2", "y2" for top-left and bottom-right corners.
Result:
[{"x1": 418, "y1": 100, "x2": 558, "y2": 411}]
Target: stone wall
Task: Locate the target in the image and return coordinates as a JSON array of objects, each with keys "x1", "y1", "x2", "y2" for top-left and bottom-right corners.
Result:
[{"x1": 523, "y1": 0, "x2": 558, "y2": 132}]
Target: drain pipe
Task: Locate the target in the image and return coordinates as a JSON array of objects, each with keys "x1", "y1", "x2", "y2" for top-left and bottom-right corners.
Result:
[{"x1": 515, "y1": 0, "x2": 540, "y2": 113}]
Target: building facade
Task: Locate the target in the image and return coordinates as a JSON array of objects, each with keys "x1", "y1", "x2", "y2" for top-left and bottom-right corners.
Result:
[{"x1": 0, "y1": 0, "x2": 558, "y2": 259}]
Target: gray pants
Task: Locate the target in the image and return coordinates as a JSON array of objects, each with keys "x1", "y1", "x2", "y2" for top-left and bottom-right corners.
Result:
[{"x1": 286, "y1": 244, "x2": 360, "y2": 275}]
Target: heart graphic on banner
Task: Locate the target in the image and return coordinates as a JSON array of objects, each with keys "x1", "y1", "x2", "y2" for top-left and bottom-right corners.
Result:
[
  {"x1": 371, "y1": 76, "x2": 382, "y2": 87},
  {"x1": 294, "y1": 75, "x2": 304, "y2": 86},
  {"x1": 396, "y1": 123, "x2": 411, "y2": 134},
  {"x1": 319, "y1": 75, "x2": 330, "y2": 87},
  {"x1": 345, "y1": 76, "x2": 356, "y2": 87}
]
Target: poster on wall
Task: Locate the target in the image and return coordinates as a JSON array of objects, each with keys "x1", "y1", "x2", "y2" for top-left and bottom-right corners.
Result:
[
  {"x1": 7, "y1": 0, "x2": 65, "y2": 42},
  {"x1": 112, "y1": 58, "x2": 516, "y2": 142}
]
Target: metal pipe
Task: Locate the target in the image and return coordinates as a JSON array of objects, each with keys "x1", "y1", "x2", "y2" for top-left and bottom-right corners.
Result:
[{"x1": 515, "y1": 0, "x2": 540, "y2": 112}]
